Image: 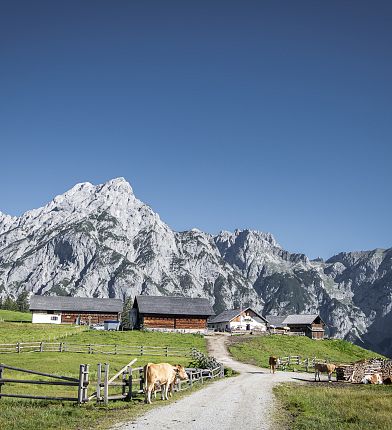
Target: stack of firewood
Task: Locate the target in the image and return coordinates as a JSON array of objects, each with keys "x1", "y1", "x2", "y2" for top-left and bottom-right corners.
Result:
[
  {"x1": 336, "y1": 365, "x2": 354, "y2": 381},
  {"x1": 382, "y1": 360, "x2": 392, "y2": 384},
  {"x1": 336, "y1": 358, "x2": 390, "y2": 384}
]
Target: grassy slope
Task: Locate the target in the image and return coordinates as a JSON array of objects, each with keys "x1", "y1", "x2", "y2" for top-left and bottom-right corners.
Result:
[
  {"x1": 0, "y1": 310, "x2": 32, "y2": 322},
  {"x1": 0, "y1": 323, "x2": 208, "y2": 430},
  {"x1": 229, "y1": 335, "x2": 381, "y2": 368},
  {"x1": 0, "y1": 322, "x2": 87, "y2": 343},
  {"x1": 274, "y1": 383, "x2": 392, "y2": 430},
  {"x1": 66, "y1": 329, "x2": 207, "y2": 351}
]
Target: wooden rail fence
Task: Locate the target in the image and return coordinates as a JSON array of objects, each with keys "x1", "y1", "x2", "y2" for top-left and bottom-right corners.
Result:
[
  {"x1": 278, "y1": 355, "x2": 332, "y2": 372},
  {"x1": 0, "y1": 360, "x2": 224, "y2": 405},
  {"x1": 0, "y1": 363, "x2": 89, "y2": 404},
  {"x1": 0, "y1": 342, "x2": 195, "y2": 357}
]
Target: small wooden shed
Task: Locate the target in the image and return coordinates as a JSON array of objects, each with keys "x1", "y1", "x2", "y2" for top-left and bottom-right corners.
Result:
[{"x1": 131, "y1": 295, "x2": 214, "y2": 333}]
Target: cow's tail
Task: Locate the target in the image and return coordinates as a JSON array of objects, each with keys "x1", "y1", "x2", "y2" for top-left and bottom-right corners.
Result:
[{"x1": 143, "y1": 363, "x2": 150, "y2": 393}]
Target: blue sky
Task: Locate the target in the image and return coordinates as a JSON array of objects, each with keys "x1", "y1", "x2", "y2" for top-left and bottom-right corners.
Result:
[{"x1": 1, "y1": 0, "x2": 391, "y2": 258}]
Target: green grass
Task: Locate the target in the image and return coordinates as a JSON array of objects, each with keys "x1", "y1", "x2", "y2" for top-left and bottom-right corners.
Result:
[
  {"x1": 0, "y1": 322, "x2": 87, "y2": 343},
  {"x1": 274, "y1": 383, "x2": 392, "y2": 430},
  {"x1": 0, "y1": 324, "x2": 209, "y2": 430},
  {"x1": 66, "y1": 329, "x2": 207, "y2": 351},
  {"x1": 228, "y1": 335, "x2": 381, "y2": 368},
  {"x1": 0, "y1": 310, "x2": 32, "y2": 322}
]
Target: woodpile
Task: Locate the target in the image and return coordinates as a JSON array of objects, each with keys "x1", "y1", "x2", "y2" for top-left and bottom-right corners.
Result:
[
  {"x1": 337, "y1": 358, "x2": 392, "y2": 384},
  {"x1": 382, "y1": 360, "x2": 392, "y2": 384}
]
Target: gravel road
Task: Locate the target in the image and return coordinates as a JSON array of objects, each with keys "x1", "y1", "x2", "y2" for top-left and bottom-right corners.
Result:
[{"x1": 114, "y1": 335, "x2": 308, "y2": 430}]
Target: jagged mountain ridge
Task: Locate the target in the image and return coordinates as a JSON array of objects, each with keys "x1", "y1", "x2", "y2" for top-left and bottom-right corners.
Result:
[{"x1": 0, "y1": 178, "x2": 391, "y2": 357}]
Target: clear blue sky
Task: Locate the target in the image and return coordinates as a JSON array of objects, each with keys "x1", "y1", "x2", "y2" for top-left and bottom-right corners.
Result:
[{"x1": 1, "y1": 0, "x2": 391, "y2": 258}]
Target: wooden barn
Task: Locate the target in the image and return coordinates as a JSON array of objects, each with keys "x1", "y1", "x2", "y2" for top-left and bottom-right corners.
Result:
[
  {"x1": 131, "y1": 295, "x2": 214, "y2": 333},
  {"x1": 208, "y1": 307, "x2": 268, "y2": 332},
  {"x1": 266, "y1": 314, "x2": 326, "y2": 339},
  {"x1": 29, "y1": 295, "x2": 123, "y2": 325}
]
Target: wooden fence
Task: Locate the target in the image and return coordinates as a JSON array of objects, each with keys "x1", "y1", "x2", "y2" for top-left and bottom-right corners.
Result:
[
  {"x1": 0, "y1": 360, "x2": 224, "y2": 405},
  {"x1": 0, "y1": 363, "x2": 89, "y2": 404},
  {"x1": 91, "y1": 360, "x2": 224, "y2": 405},
  {"x1": 278, "y1": 355, "x2": 331, "y2": 372},
  {"x1": 0, "y1": 342, "x2": 195, "y2": 357}
]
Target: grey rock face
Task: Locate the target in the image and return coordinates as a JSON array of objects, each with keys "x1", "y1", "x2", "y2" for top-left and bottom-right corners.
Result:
[{"x1": 0, "y1": 178, "x2": 391, "y2": 357}]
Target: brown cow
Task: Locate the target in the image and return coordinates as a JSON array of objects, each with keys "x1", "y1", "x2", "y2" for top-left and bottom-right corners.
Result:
[
  {"x1": 144, "y1": 363, "x2": 188, "y2": 404},
  {"x1": 314, "y1": 363, "x2": 336, "y2": 382},
  {"x1": 269, "y1": 356, "x2": 279, "y2": 374}
]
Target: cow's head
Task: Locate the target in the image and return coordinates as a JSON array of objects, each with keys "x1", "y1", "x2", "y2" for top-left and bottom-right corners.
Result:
[{"x1": 174, "y1": 365, "x2": 189, "y2": 380}]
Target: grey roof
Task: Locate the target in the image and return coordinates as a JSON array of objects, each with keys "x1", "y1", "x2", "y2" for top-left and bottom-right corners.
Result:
[
  {"x1": 266, "y1": 314, "x2": 323, "y2": 326},
  {"x1": 283, "y1": 314, "x2": 322, "y2": 325},
  {"x1": 134, "y1": 295, "x2": 214, "y2": 317},
  {"x1": 265, "y1": 315, "x2": 288, "y2": 327},
  {"x1": 29, "y1": 295, "x2": 123, "y2": 313},
  {"x1": 209, "y1": 307, "x2": 268, "y2": 324}
]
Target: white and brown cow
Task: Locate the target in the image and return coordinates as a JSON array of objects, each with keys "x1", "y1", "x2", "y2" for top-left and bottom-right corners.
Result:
[
  {"x1": 269, "y1": 356, "x2": 279, "y2": 374},
  {"x1": 144, "y1": 363, "x2": 188, "y2": 404},
  {"x1": 314, "y1": 363, "x2": 336, "y2": 382},
  {"x1": 362, "y1": 373, "x2": 383, "y2": 384}
]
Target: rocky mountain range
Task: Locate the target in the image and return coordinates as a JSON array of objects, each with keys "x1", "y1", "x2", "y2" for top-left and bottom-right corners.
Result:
[{"x1": 0, "y1": 178, "x2": 391, "y2": 357}]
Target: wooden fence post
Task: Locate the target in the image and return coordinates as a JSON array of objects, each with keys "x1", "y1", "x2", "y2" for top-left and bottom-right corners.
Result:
[
  {"x1": 16, "y1": 342, "x2": 20, "y2": 353},
  {"x1": 140, "y1": 346, "x2": 144, "y2": 356},
  {"x1": 77, "y1": 364, "x2": 84, "y2": 405},
  {"x1": 40, "y1": 342, "x2": 44, "y2": 353},
  {"x1": 0, "y1": 365, "x2": 3, "y2": 400},
  {"x1": 139, "y1": 368, "x2": 144, "y2": 393},
  {"x1": 84, "y1": 364, "x2": 89, "y2": 402},
  {"x1": 189, "y1": 372, "x2": 193, "y2": 388},
  {"x1": 127, "y1": 367, "x2": 133, "y2": 400},
  {"x1": 97, "y1": 363, "x2": 102, "y2": 403},
  {"x1": 220, "y1": 364, "x2": 224, "y2": 378},
  {"x1": 305, "y1": 358, "x2": 309, "y2": 372},
  {"x1": 103, "y1": 363, "x2": 109, "y2": 406},
  {"x1": 166, "y1": 346, "x2": 169, "y2": 357}
]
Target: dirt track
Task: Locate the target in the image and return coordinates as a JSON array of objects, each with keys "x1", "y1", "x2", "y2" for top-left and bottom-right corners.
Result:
[{"x1": 114, "y1": 335, "x2": 309, "y2": 430}]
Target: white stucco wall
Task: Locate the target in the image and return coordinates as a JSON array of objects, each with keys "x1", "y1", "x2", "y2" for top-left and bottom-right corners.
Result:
[
  {"x1": 229, "y1": 317, "x2": 267, "y2": 331},
  {"x1": 209, "y1": 316, "x2": 267, "y2": 332},
  {"x1": 32, "y1": 312, "x2": 62, "y2": 324}
]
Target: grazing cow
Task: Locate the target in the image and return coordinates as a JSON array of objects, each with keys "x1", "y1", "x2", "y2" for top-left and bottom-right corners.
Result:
[
  {"x1": 314, "y1": 363, "x2": 336, "y2": 382},
  {"x1": 269, "y1": 356, "x2": 279, "y2": 374},
  {"x1": 144, "y1": 363, "x2": 188, "y2": 404},
  {"x1": 362, "y1": 373, "x2": 383, "y2": 385}
]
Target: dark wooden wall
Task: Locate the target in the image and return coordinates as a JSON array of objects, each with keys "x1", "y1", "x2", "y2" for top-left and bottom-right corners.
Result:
[
  {"x1": 142, "y1": 314, "x2": 207, "y2": 330},
  {"x1": 61, "y1": 311, "x2": 119, "y2": 324}
]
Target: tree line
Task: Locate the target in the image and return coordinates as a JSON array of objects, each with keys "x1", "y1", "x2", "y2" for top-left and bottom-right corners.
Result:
[{"x1": 0, "y1": 291, "x2": 30, "y2": 312}]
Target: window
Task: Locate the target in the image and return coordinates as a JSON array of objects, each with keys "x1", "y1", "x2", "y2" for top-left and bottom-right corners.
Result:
[{"x1": 51, "y1": 316, "x2": 58, "y2": 321}]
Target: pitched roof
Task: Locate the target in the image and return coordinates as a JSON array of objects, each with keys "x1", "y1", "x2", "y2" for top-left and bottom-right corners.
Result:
[
  {"x1": 265, "y1": 315, "x2": 287, "y2": 327},
  {"x1": 283, "y1": 314, "x2": 322, "y2": 325},
  {"x1": 134, "y1": 295, "x2": 214, "y2": 317},
  {"x1": 266, "y1": 314, "x2": 323, "y2": 326},
  {"x1": 209, "y1": 309, "x2": 242, "y2": 324},
  {"x1": 29, "y1": 295, "x2": 123, "y2": 313},
  {"x1": 209, "y1": 307, "x2": 268, "y2": 324}
]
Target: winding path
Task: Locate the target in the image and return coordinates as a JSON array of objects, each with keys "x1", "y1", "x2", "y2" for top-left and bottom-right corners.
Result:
[{"x1": 114, "y1": 335, "x2": 308, "y2": 430}]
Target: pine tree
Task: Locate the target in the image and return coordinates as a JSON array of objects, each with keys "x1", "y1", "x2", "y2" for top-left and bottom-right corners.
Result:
[
  {"x1": 121, "y1": 295, "x2": 133, "y2": 330},
  {"x1": 3, "y1": 296, "x2": 17, "y2": 311},
  {"x1": 16, "y1": 291, "x2": 29, "y2": 312}
]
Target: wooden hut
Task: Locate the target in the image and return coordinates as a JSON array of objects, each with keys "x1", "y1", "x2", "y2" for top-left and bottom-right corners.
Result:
[
  {"x1": 131, "y1": 295, "x2": 214, "y2": 333},
  {"x1": 266, "y1": 314, "x2": 326, "y2": 339}
]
